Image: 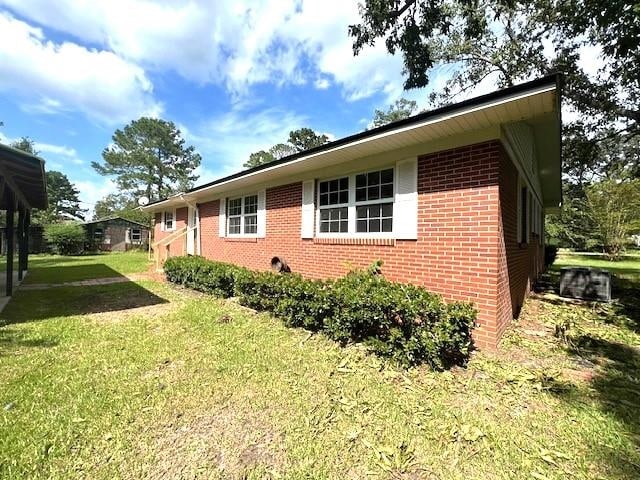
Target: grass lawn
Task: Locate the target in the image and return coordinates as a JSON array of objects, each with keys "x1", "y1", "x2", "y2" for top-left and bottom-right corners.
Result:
[
  {"x1": 0, "y1": 252, "x2": 638, "y2": 479},
  {"x1": 20, "y1": 251, "x2": 152, "y2": 285}
]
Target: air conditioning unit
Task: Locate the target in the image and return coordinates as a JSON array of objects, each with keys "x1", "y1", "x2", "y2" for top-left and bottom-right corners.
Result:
[{"x1": 559, "y1": 267, "x2": 611, "y2": 302}]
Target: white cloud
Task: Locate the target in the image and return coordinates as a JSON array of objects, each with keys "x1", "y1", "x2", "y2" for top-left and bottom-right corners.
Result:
[
  {"x1": 73, "y1": 177, "x2": 118, "y2": 219},
  {"x1": 180, "y1": 105, "x2": 307, "y2": 175},
  {"x1": 0, "y1": 0, "x2": 409, "y2": 102},
  {"x1": 0, "y1": 12, "x2": 161, "y2": 124},
  {"x1": 36, "y1": 142, "x2": 84, "y2": 165}
]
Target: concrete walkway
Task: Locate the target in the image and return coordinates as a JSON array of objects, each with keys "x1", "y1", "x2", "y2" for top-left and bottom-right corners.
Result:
[{"x1": 20, "y1": 273, "x2": 149, "y2": 291}]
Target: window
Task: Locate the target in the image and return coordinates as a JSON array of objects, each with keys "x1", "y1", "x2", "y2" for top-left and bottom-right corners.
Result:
[
  {"x1": 163, "y1": 210, "x2": 175, "y2": 231},
  {"x1": 131, "y1": 228, "x2": 142, "y2": 242},
  {"x1": 317, "y1": 167, "x2": 395, "y2": 236},
  {"x1": 355, "y1": 168, "x2": 393, "y2": 233},
  {"x1": 227, "y1": 194, "x2": 258, "y2": 235},
  {"x1": 94, "y1": 227, "x2": 103, "y2": 240},
  {"x1": 319, "y1": 177, "x2": 349, "y2": 233}
]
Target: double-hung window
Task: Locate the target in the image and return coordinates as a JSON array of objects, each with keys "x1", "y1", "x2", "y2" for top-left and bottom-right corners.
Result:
[
  {"x1": 227, "y1": 194, "x2": 258, "y2": 235},
  {"x1": 131, "y1": 228, "x2": 142, "y2": 242},
  {"x1": 317, "y1": 167, "x2": 395, "y2": 235},
  {"x1": 355, "y1": 168, "x2": 394, "y2": 233},
  {"x1": 163, "y1": 211, "x2": 174, "y2": 231},
  {"x1": 319, "y1": 177, "x2": 349, "y2": 233}
]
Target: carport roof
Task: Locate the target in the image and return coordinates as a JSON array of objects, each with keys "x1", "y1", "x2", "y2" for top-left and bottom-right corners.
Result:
[{"x1": 0, "y1": 142, "x2": 48, "y2": 210}]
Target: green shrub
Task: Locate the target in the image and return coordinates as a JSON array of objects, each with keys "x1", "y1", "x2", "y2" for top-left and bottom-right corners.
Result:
[
  {"x1": 163, "y1": 256, "x2": 476, "y2": 368},
  {"x1": 43, "y1": 223, "x2": 85, "y2": 255}
]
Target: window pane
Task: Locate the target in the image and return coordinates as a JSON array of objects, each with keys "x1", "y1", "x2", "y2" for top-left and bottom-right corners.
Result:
[
  {"x1": 368, "y1": 186, "x2": 379, "y2": 200},
  {"x1": 369, "y1": 204, "x2": 381, "y2": 217},
  {"x1": 320, "y1": 210, "x2": 329, "y2": 221},
  {"x1": 368, "y1": 171, "x2": 380, "y2": 185},
  {"x1": 382, "y1": 203, "x2": 393, "y2": 217},
  {"x1": 320, "y1": 222, "x2": 329, "y2": 233},
  {"x1": 355, "y1": 187, "x2": 366, "y2": 202},
  {"x1": 357, "y1": 220, "x2": 367, "y2": 232},
  {"x1": 329, "y1": 221, "x2": 339, "y2": 233},
  {"x1": 381, "y1": 168, "x2": 394, "y2": 184},
  {"x1": 339, "y1": 191, "x2": 348, "y2": 204},
  {"x1": 340, "y1": 220, "x2": 348, "y2": 232},
  {"x1": 356, "y1": 205, "x2": 367, "y2": 219},
  {"x1": 320, "y1": 181, "x2": 328, "y2": 193},
  {"x1": 380, "y1": 183, "x2": 394, "y2": 199},
  {"x1": 228, "y1": 198, "x2": 242, "y2": 216},
  {"x1": 339, "y1": 177, "x2": 348, "y2": 190},
  {"x1": 330, "y1": 179, "x2": 339, "y2": 191},
  {"x1": 320, "y1": 193, "x2": 328, "y2": 206},
  {"x1": 329, "y1": 192, "x2": 338, "y2": 204},
  {"x1": 356, "y1": 174, "x2": 366, "y2": 188},
  {"x1": 339, "y1": 207, "x2": 348, "y2": 218},
  {"x1": 244, "y1": 195, "x2": 258, "y2": 214},
  {"x1": 244, "y1": 214, "x2": 257, "y2": 234},
  {"x1": 369, "y1": 219, "x2": 380, "y2": 232},
  {"x1": 382, "y1": 218, "x2": 393, "y2": 232},
  {"x1": 228, "y1": 217, "x2": 241, "y2": 234}
]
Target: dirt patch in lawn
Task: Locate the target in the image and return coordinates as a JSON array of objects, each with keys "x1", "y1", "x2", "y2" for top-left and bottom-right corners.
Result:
[{"x1": 147, "y1": 405, "x2": 286, "y2": 479}]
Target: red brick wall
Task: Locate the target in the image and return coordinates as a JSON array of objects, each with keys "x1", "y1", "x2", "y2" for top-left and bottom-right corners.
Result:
[
  {"x1": 496, "y1": 151, "x2": 544, "y2": 338},
  {"x1": 162, "y1": 140, "x2": 544, "y2": 348}
]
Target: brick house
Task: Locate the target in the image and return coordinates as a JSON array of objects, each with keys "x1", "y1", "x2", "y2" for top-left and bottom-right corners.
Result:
[{"x1": 143, "y1": 75, "x2": 562, "y2": 348}]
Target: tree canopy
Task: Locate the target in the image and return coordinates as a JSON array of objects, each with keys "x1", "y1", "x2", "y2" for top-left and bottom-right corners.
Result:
[
  {"x1": 93, "y1": 117, "x2": 201, "y2": 202},
  {"x1": 350, "y1": 0, "x2": 640, "y2": 179},
  {"x1": 244, "y1": 128, "x2": 329, "y2": 168},
  {"x1": 10, "y1": 136, "x2": 38, "y2": 155},
  {"x1": 93, "y1": 193, "x2": 152, "y2": 226},
  {"x1": 371, "y1": 98, "x2": 419, "y2": 128}
]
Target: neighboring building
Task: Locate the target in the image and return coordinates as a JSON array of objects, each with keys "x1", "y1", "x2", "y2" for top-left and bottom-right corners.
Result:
[
  {"x1": 143, "y1": 75, "x2": 563, "y2": 349},
  {"x1": 83, "y1": 217, "x2": 150, "y2": 252},
  {"x1": 0, "y1": 142, "x2": 48, "y2": 302}
]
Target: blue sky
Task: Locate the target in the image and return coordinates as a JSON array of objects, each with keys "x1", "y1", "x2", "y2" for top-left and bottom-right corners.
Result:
[{"x1": 0, "y1": 0, "x2": 455, "y2": 216}]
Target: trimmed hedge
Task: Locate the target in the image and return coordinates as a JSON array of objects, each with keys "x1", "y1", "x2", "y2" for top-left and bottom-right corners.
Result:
[{"x1": 163, "y1": 256, "x2": 476, "y2": 368}]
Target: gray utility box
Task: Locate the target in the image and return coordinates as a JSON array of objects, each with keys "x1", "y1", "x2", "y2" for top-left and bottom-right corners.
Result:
[{"x1": 559, "y1": 267, "x2": 611, "y2": 302}]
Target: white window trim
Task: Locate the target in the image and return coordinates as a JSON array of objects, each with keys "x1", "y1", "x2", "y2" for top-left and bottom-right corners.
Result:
[
  {"x1": 315, "y1": 167, "x2": 397, "y2": 239},
  {"x1": 131, "y1": 227, "x2": 142, "y2": 242},
  {"x1": 226, "y1": 194, "x2": 259, "y2": 238},
  {"x1": 162, "y1": 209, "x2": 177, "y2": 232}
]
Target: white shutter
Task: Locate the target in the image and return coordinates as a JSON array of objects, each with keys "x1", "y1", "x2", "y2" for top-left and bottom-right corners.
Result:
[
  {"x1": 301, "y1": 180, "x2": 315, "y2": 238},
  {"x1": 257, "y1": 189, "x2": 266, "y2": 238},
  {"x1": 218, "y1": 198, "x2": 226, "y2": 237},
  {"x1": 394, "y1": 158, "x2": 418, "y2": 240}
]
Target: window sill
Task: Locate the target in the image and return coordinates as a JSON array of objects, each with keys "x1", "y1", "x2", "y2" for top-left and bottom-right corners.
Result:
[
  {"x1": 224, "y1": 237, "x2": 258, "y2": 243},
  {"x1": 313, "y1": 237, "x2": 396, "y2": 246}
]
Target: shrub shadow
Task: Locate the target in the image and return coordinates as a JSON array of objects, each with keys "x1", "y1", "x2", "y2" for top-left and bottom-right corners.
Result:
[
  {"x1": 0, "y1": 327, "x2": 58, "y2": 357},
  {"x1": 1, "y1": 280, "x2": 168, "y2": 324}
]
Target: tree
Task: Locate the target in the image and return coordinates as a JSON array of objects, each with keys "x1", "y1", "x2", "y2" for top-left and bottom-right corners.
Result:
[
  {"x1": 349, "y1": 1, "x2": 640, "y2": 179},
  {"x1": 585, "y1": 179, "x2": 640, "y2": 259},
  {"x1": 10, "y1": 136, "x2": 39, "y2": 155},
  {"x1": 93, "y1": 193, "x2": 152, "y2": 226},
  {"x1": 93, "y1": 117, "x2": 201, "y2": 201},
  {"x1": 43, "y1": 223, "x2": 86, "y2": 255},
  {"x1": 244, "y1": 128, "x2": 329, "y2": 168},
  {"x1": 287, "y1": 128, "x2": 329, "y2": 151},
  {"x1": 371, "y1": 98, "x2": 418, "y2": 128}
]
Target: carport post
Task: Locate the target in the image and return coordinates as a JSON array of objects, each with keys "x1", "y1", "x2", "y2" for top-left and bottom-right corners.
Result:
[
  {"x1": 5, "y1": 191, "x2": 14, "y2": 297},
  {"x1": 17, "y1": 205, "x2": 25, "y2": 281},
  {"x1": 23, "y1": 210, "x2": 30, "y2": 272}
]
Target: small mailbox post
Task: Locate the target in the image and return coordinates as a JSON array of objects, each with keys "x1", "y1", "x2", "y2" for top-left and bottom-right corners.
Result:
[{"x1": 559, "y1": 267, "x2": 611, "y2": 302}]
